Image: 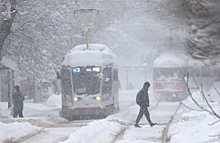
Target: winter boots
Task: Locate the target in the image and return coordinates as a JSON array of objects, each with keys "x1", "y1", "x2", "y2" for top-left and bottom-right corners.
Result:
[
  {"x1": 134, "y1": 123, "x2": 157, "y2": 128},
  {"x1": 134, "y1": 124, "x2": 141, "y2": 128},
  {"x1": 150, "y1": 123, "x2": 157, "y2": 127}
]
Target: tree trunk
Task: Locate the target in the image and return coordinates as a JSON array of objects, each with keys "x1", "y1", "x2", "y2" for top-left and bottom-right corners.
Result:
[
  {"x1": 7, "y1": 69, "x2": 12, "y2": 108},
  {"x1": 0, "y1": 0, "x2": 17, "y2": 61},
  {"x1": 34, "y1": 85, "x2": 41, "y2": 103}
]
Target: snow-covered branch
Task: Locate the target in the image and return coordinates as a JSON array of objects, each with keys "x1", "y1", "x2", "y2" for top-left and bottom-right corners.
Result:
[
  {"x1": 186, "y1": 73, "x2": 214, "y2": 114},
  {"x1": 179, "y1": 101, "x2": 203, "y2": 112},
  {"x1": 16, "y1": 0, "x2": 42, "y2": 6},
  {"x1": 209, "y1": 120, "x2": 220, "y2": 126},
  {"x1": 185, "y1": 73, "x2": 220, "y2": 120},
  {"x1": 186, "y1": 0, "x2": 220, "y2": 65}
]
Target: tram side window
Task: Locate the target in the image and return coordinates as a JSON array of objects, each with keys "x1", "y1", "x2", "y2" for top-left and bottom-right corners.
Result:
[
  {"x1": 61, "y1": 69, "x2": 72, "y2": 96},
  {"x1": 102, "y1": 68, "x2": 112, "y2": 95}
]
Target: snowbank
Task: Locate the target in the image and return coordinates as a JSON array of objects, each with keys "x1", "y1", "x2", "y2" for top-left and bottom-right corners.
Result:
[
  {"x1": 169, "y1": 111, "x2": 220, "y2": 143},
  {"x1": 61, "y1": 44, "x2": 118, "y2": 67},
  {"x1": 208, "y1": 81, "x2": 220, "y2": 102},
  {"x1": 153, "y1": 52, "x2": 187, "y2": 68},
  {"x1": 59, "y1": 119, "x2": 125, "y2": 143},
  {"x1": 46, "y1": 94, "x2": 62, "y2": 108},
  {"x1": 169, "y1": 89, "x2": 220, "y2": 143},
  {"x1": 0, "y1": 122, "x2": 42, "y2": 142}
]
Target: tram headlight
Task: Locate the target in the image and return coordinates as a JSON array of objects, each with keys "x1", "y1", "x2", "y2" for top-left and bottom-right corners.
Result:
[
  {"x1": 96, "y1": 96, "x2": 101, "y2": 101},
  {"x1": 74, "y1": 97, "x2": 78, "y2": 101}
]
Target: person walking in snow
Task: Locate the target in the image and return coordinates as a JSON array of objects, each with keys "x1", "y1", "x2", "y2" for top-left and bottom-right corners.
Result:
[
  {"x1": 135, "y1": 82, "x2": 156, "y2": 127},
  {"x1": 13, "y1": 85, "x2": 25, "y2": 118}
]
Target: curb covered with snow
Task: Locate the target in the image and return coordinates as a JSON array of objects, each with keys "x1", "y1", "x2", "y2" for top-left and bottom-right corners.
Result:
[
  {"x1": 0, "y1": 122, "x2": 42, "y2": 142},
  {"x1": 59, "y1": 119, "x2": 125, "y2": 143}
]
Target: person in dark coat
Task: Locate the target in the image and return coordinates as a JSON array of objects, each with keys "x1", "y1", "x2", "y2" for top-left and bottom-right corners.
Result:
[
  {"x1": 134, "y1": 82, "x2": 156, "y2": 127},
  {"x1": 12, "y1": 85, "x2": 25, "y2": 118}
]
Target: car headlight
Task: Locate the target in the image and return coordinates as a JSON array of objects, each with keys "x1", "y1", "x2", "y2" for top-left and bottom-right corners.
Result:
[
  {"x1": 74, "y1": 97, "x2": 78, "y2": 101},
  {"x1": 96, "y1": 96, "x2": 101, "y2": 101}
]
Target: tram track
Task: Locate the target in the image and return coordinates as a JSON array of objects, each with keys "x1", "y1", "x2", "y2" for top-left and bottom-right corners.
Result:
[
  {"x1": 111, "y1": 101, "x2": 160, "y2": 143},
  {"x1": 162, "y1": 103, "x2": 181, "y2": 143},
  {"x1": 1, "y1": 101, "x2": 182, "y2": 143},
  {"x1": 0, "y1": 118, "x2": 91, "y2": 128},
  {"x1": 111, "y1": 101, "x2": 182, "y2": 143},
  {"x1": 15, "y1": 127, "x2": 79, "y2": 143},
  {"x1": 0, "y1": 118, "x2": 93, "y2": 143}
]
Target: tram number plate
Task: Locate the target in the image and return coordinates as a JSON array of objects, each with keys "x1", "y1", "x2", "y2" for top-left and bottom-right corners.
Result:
[{"x1": 75, "y1": 88, "x2": 86, "y2": 93}]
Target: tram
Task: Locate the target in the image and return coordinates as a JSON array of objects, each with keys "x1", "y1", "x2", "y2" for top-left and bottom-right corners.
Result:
[
  {"x1": 59, "y1": 44, "x2": 119, "y2": 120},
  {"x1": 153, "y1": 52, "x2": 188, "y2": 101}
]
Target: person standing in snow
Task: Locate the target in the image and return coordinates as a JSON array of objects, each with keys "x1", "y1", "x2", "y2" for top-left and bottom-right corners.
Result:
[
  {"x1": 13, "y1": 85, "x2": 25, "y2": 118},
  {"x1": 135, "y1": 82, "x2": 156, "y2": 127},
  {"x1": 128, "y1": 82, "x2": 134, "y2": 90}
]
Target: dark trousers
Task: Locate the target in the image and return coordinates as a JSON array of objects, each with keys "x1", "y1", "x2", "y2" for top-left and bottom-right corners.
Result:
[
  {"x1": 135, "y1": 106, "x2": 152, "y2": 124},
  {"x1": 13, "y1": 110, "x2": 23, "y2": 118}
]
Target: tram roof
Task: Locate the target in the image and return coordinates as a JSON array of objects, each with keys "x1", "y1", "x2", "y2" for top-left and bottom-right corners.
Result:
[
  {"x1": 61, "y1": 44, "x2": 118, "y2": 67},
  {"x1": 153, "y1": 52, "x2": 188, "y2": 68}
]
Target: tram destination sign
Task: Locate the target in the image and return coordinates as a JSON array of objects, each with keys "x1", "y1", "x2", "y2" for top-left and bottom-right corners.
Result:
[{"x1": 72, "y1": 67, "x2": 101, "y2": 73}]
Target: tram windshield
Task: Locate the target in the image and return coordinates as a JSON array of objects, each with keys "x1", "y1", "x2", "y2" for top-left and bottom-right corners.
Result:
[
  {"x1": 72, "y1": 66, "x2": 101, "y2": 95},
  {"x1": 153, "y1": 67, "x2": 187, "y2": 81}
]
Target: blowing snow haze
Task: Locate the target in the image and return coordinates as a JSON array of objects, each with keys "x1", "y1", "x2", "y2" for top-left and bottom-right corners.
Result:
[
  {"x1": 86, "y1": 0, "x2": 188, "y2": 65},
  {"x1": 0, "y1": 0, "x2": 188, "y2": 83},
  {"x1": 2, "y1": 1, "x2": 220, "y2": 143}
]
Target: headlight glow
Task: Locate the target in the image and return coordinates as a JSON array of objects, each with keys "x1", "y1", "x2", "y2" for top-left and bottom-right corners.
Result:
[
  {"x1": 74, "y1": 97, "x2": 78, "y2": 101},
  {"x1": 96, "y1": 96, "x2": 101, "y2": 101}
]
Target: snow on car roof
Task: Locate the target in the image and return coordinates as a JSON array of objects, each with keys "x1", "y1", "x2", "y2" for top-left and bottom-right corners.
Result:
[
  {"x1": 153, "y1": 52, "x2": 187, "y2": 68},
  {"x1": 61, "y1": 44, "x2": 118, "y2": 67}
]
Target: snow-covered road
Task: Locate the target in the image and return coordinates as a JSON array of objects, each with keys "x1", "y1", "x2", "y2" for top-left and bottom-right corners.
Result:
[
  {"x1": 1, "y1": 90, "x2": 220, "y2": 143},
  {"x1": 1, "y1": 90, "x2": 180, "y2": 143},
  {"x1": 114, "y1": 102, "x2": 181, "y2": 143}
]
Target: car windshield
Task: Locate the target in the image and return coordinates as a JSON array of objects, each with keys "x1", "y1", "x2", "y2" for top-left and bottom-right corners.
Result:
[{"x1": 72, "y1": 66, "x2": 101, "y2": 95}]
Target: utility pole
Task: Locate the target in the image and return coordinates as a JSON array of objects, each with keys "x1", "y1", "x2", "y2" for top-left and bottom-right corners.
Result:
[
  {"x1": 126, "y1": 67, "x2": 128, "y2": 90},
  {"x1": 170, "y1": 29, "x2": 173, "y2": 49},
  {"x1": 0, "y1": 74, "x2": 1, "y2": 102},
  {"x1": 7, "y1": 69, "x2": 12, "y2": 108}
]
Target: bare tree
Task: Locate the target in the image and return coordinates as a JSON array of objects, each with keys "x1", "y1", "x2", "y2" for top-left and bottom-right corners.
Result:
[
  {"x1": 185, "y1": 73, "x2": 220, "y2": 138},
  {"x1": 3, "y1": 0, "x2": 80, "y2": 82},
  {"x1": 0, "y1": 0, "x2": 189, "y2": 101},
  {"x1": 0, "y1": 0, "x2": 16, "y2": 61}
]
